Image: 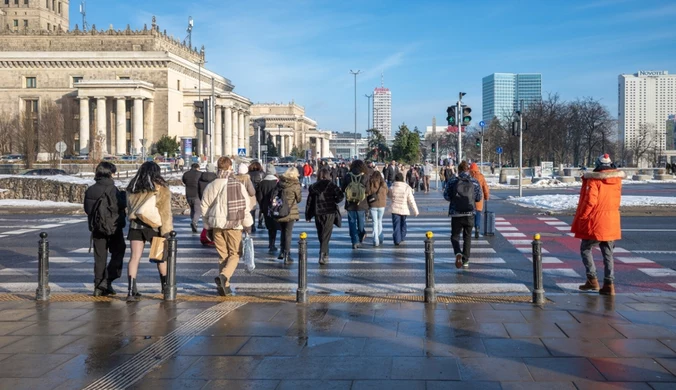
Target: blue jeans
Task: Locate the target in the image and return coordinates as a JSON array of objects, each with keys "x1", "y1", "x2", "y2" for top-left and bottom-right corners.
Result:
[
  {"x1": 392, "y1": 214, "x2": 407, "y2": 245},
  {"x1": 474, "y1": 210, "x2": 482, "y2": 232},
  {"x1": 347, "y1": 210, "x2": 366, "y2": 245},
  {"x1": 302, "y1": 176, "x2": 311, "y2": 187},
  {"x1": 370, "y1": 207, "x2": 385, "y2": 246}
]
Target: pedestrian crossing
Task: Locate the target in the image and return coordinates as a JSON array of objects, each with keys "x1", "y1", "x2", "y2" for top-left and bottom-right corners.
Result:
[{"x1": 0, "y1": 217, "x2": 85, "y2": 239}]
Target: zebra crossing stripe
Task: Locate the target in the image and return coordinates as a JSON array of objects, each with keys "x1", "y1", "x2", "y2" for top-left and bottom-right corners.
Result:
[{"x1": 542, "y1": 269, "x2": 581, "y2": 277}]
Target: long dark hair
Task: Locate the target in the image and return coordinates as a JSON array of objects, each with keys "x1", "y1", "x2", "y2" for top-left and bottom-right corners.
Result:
[
  {"x1": 318, "y1": 168, "x2": 331, "y2": 181},
  {"x1": 127, "y1": 161, "x2": 166, "y2": 193},
  {"x1": 350, "y1": 159, "x2": 367, "y2": 175},
  {"x1": 368, "y1": 170, "x2": 385, "y2": 192}
]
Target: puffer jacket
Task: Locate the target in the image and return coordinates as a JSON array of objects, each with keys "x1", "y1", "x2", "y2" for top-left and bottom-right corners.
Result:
[
  {"x1": 235, "y1": 173, "x2": 257, "y2": 210},
  {"x1": 341, "y1": 170, "x2": 370, "y2": 211},
  {"x1": 469, "y1": 168, "x2": 490, "y2": 211},
  {"x1": 83, "y1": 177, "x2": 126, "y2": 233},
  {"x1": 182, "y1": 168, "x2": 202, "y2": 199},
  {"x1": 307, "y1": 179, "x2": 344, "y2": 218},
  {"x1": 366, "y1": 179, "x2": 388, "y2": 208},
  {"x1": 127, "y1": 185, "x2": 173, "y2": 236},
  {"x1": 388, "y1": 181, "x2": 419, "y2": 216},
  {"x1": 571, "y1": 169, "x2": 624, "y2": 241},
  {"x1": 200, "y1": 172, "x2": 250, "y2": 230},
  {"x1": 275, "y1": 175, "x2": 302, "y2": 223},
  {"x1": 256, "y1": 175, "x2": 278, "y2": 215},
  {"x1": 198, "y1": 172, "x2": 217, "y2": 200}
]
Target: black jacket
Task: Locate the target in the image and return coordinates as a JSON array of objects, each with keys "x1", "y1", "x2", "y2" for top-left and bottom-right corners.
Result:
[
  {"x1": 307, "y1": 179, "x2": 344, "y2": 219},
  {"x1": 248, "y1": 170, "x2": 264, "y2": 191},
  {"x1": 341, "y1": 169, "x2": 370, "y2": 211},
  {"x1": 182, "y1": 168, "x2": 202, "y2": 199},
  {"x1": 198, "y1": 172, "x2": 217, "y2": 200},
  {"x1": 385, "y1": 165, "x2": 396, "y2": 182},
  {"x1": 83, "y1": 177, "x2": 126, "y2": 233},
  {"x1": 256, "y1": 175, "x2": 278, "y2": 214}
]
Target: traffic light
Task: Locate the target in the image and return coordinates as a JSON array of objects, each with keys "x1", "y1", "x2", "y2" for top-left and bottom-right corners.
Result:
[
  {"x1": 446, "y1": 106, "x2": 456, "y2": 126},
  {"x1": 462, "y1": 106, "x2": 472, "y2": 126},
  {"x1": 194, "y1": 99, "x2": 210, "y2": 134},
  {"x1": 511, "y1": 121, "x2": 518, "y2": 137},
  {"x1": 431, "y1": 143, "x2": 436, "y2": 153},
  {"x1": 476, "y1": 138, "x2": 481, "y2": 147}
]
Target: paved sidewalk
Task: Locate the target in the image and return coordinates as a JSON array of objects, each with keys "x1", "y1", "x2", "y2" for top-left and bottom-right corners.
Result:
[{"x1": 0, "y1": 294, "x2": 675, "y2": 389}]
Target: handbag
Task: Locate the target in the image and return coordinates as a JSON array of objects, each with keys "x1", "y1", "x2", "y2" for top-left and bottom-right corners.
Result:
[
  {"x1": 135, "y1": 193, "x2": 162, "y2": 228},
  {"x1": 367, "y1": 183, "x2": 382, "y2": 205},
  {"x1": 149, "y1": 236, "x2": 167, "y2": 262}
]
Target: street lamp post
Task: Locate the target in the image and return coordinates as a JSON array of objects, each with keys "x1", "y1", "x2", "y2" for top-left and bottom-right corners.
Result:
[
  {"x1": 350, "y1": 70, "x2": 361, "y2": 159},
  {"x1": 365, "y1": 93, "x2": 373, "y2": 146},
  {"x1": 278, "y1": 124, "x2": 282, "y2": 158}
]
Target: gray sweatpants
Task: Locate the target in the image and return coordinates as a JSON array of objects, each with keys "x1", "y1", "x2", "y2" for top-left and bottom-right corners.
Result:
[
  {"x1": 580, "y1": 239, "x2": 614, "y2": 283},
  {"x1": 187, "y1": 197, "x2": 201, "y2": 226}
]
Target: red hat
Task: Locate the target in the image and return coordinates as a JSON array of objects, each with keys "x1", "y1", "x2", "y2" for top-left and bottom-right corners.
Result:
[{"x1": 469, "y1": 163, "x2": 479, "y2": 171}]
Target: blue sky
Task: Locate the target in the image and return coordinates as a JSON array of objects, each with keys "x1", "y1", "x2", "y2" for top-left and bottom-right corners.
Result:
[{"x1": 77, "y1": 0, "x2": 676, "y2": 134}]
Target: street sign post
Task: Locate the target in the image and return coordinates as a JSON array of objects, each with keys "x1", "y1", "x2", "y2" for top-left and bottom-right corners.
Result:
[
  {"x1": 496, "y1": 146, "x2": 503, "y2": 154},
  {"x1": 237, "y1": 148, "x2": 247, "y2": 157},
  {"x1": 479, "y1": 121, "x2": 485, "y2": 173},
  {"x1": 496, "y1": 146, "x2": 503, "y2": 168},
  {"x1": 55, "y1": 141, "x2": 67, "y2": 171}
]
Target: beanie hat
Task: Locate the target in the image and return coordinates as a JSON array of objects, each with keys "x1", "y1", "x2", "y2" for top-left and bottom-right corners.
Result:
[
  {"x1": 469, "y1": 162, "x2": 479, "y2": 171},
  {"x1": 238, "y1": 163, "x2": 248, "y2": 175},
  {"x1": 596, "y1": 153, "x2": 612, "y2": 168},
  {"x1": 206, "y1": 162, "x2": 217, "y2": 173},
  {"x1": 266, "y1": 163, "x2": 276, "y2": 176}
]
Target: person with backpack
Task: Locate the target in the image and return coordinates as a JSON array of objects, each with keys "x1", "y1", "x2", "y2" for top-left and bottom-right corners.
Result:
[
  {"x1": 257, "y1": 164, "x2": 280, "y2": 253},
  {"x1": 306, "y1": 168, "x2": 344, "y2": 265},
  {"x1": 388, "y1": 172, "x2": 419, "y2": 246},
  {"x1": 469, "y1": 162, "x2": 490, "y2": 239},
  {"x1": 342, "y1": 159, "x2": 369, "y2": 249},
  {"x1": 182, "y1": 163, "x2": 202, "y2": 233},
  {"x1": 366, "y1": 168, "x2": 388, "y2": 247},
  {"x1": 201, "y1": 157, "x2": 251, "y2": 296},
  {"x1": 126, "y1": 161, "x2": 174, "y2": 301},
  {"x1": 444, "y1": 161, "x2": 482, "y2": 269},
  {"x1": 248, "y1": 161, "x2": 265, "y2": 231},
  {"x1": 273, "y1": 167, "x2": 302, "y2": 263},
  {"x1": 83, "y1": 162, "x2": 127, "y2": 297}
]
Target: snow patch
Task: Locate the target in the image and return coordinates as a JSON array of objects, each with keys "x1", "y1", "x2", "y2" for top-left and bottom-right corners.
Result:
[
  {"x1": 0, "y1": 199, "x2": 81, "y2": 208},
  {"x1": 0, "y1": 174, "x2": 94, "y2": 185},
  {"x1": 509, "y1": 195, "x2": 676, "y2": 211}
]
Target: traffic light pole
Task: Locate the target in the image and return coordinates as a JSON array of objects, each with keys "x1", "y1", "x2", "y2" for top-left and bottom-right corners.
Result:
[
  {"x1": 480, "y1": 127, "x2": 484, "y2": 174},
  {"x1": 457, "y1": 97, "x2": 462, "y2": 163},
  {"x1": 518, "y1": 100, "x2": 524, "y2": 198}
]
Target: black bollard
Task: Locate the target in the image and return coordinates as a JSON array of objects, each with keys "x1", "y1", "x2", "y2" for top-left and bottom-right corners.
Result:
[
  {"x1": 164, "y1": 231, "x2": 178, "y2": 301},
  {"x1": 297, "y1": 232, "x2": 308, "y2": 304},
  {"x1": 36, "y1": 232, "x2": 50, "y2": 301},
  {"x1": 424, "y1": 231, "x2": 436, "y2": 303},
  {"x1": 532, "y1": 233, "x2": 545, "y2": 304}
]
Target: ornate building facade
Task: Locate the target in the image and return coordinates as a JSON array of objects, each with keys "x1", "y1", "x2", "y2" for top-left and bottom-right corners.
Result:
[
  {"x1": 0, "y1": 4, "x2": 251, "y2": 158},
  {"x1": 250, "y1": 102, "x2": 331, "y2": 158}
]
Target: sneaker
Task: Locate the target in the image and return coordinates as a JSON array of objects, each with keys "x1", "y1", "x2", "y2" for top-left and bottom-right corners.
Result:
[
  {"x1": 215, "y1": 275, "x2": 227, "y2": 296},
  {"x1": 191, "y1": 222, "x2": 198, "y2": 233},
  {"x1": 223, "y1": 286, "x2": 234, "y2": 296},
  {"x1": 455, "y1": 253, "x2": 463, "y2": 269},
  {"x1": 352, "y1": 243, "x2": 360, "y2": 249},
  {"x1": 462, "y1": 261, "x2": 469, "y2": 269},
  {"x1": 105, "y1": 283, "x2": 116, "y2": 296},
  {"x1": 268, "y1": 246, "x2": 278, "y2": 254}
]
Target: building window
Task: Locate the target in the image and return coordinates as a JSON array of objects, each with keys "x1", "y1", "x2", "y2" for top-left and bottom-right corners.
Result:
[
  {"x1": 13, "y1": 20, "x2": 18, "y2": 29},
  {"x1": 71, "y1": 76, "x2": 83, "y2": 86},
  {"x1": 14, "y1": 0, "x2": 18, "y2": 5},
  {"x1": 177, "y1": 80, "x2": 181, "y2": 90},
  {"x1": 118, "y1": 76, "x2": 130, "y2": 80},
  {"x1": 178, "y1": 111, "x2": 181, "y2": 122},
  {"x1": 23, "y1": 20, "x2": 28, "y2": 27},
  {"x1": 58, "y1": 2, "x2": 61, "y2": 13},
  {"x1": 47, "y1": 22, "x2": 50, "y2": 30},
  {"x1": 45, "y1": 0, "x2": 48, "y2": 7},
  {"x1": 25, "y1": 76, "x2": 36, "y2": 88},
  {"x1": 52, "y1": 0, "x2": 54, "y2": 11},
  {"x1": 4, "y1": 1, "x2": 9, "y2": 6},
  {"x1": 24, "y1": 0, "x2": 27, "y2": 4}
]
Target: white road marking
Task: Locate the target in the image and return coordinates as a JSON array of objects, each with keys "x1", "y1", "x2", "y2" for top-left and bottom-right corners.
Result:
[
  {"x1": 615, "y1": 257, "x2": 654, "y2": 264},
  {"x1": 496, "y1": 227, "x2": 518, "y2": 231},
  {"x1": 542, "y1": 269, "x2": 581, "y2": 278},
  {"x1": 508, "y1": 240, "x2": 536, "y2": 245},
  {"x1": 639, "y1": 268, "x2": 676, "y2": 277},
  {"x1": 501, "y1": 232, "x2": 527, "y2": 238},
  {"x1": 545, "y1": 221, "x2": 568, "y2": 226},
  {"x1": 517, "y1": 247, "x2": 550, "y2": 254},
  {"x1": 3, "y1": 229, "x2": 38, "y2": 235},
  {"x1": 537, "y1": 217, "x2": 559, "y2": 221}
]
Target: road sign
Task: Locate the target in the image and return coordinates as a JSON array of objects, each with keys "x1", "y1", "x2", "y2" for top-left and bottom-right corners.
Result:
[
  {"x1": 479, "y1": 120, "x2": 485, "y2": 128},
  {"x1": 237, "y1": 148, "x2": 247, "y2": 157},
  {"x1": 55, "y1": 141, "x2": 67, "y2": 154},
  {"x1": 496, "y1": 146, "x2": 503, "y2": 154}
]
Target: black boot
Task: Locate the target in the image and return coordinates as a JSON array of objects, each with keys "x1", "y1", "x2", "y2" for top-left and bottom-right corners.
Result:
[
  {"x1": 284, "y1": 251, "x2": 292, "y2": 264},
  {"x1": 126, "y1": 276, "x2": 141, "y2": 303},
  {"x1": 474, "y1": 227, "x2": 479, "y2": 239},
  {"x1": 160, "y1": 274, "x2": 167, "y2": 295},
  {"x1": 319, "y1": 253, "x2": 328, "y2": 265},
  {"x1": 106, "y1": 280, "x2": 116, "y2": 296},
  {"x1": 278, "y1": 251, "x2": 285, "y2": 260}
]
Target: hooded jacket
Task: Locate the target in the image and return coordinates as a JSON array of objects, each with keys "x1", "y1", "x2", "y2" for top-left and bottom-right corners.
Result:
[
  {"x1": 469, "y1": 165, "x2": 490, "y2": 211},
  {"x1": 257, "y1": 174, "x2": 278, "y2": 215},
  {"x1": 275, "y1": 174, "x2": 302, "y2": 223},
  {"x1": 571, "y1": 169, "x2": 624, "y2": 241},
  {"x1": 388, "y1": 181, "x2": 419, "y2": 216},
  {"x1": 83, "y1": 177, "x2": 126, "y2": 234},
  {"x1": 127, "y1": 185, "x2": 173, "y2": 236}
]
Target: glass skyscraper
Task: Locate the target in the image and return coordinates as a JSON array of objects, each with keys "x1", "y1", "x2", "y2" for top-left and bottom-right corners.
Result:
[{"x1": 482, "y1": 73, "x2": 542, "y2": 123}]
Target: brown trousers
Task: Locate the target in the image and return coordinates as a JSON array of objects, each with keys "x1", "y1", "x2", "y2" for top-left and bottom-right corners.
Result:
[{"x1": 212, "y1": 228, "x2": 242, "y2": 287}]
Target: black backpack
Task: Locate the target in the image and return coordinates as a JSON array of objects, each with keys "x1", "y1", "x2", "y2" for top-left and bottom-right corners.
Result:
[
  {"x1": 268, "y1": 184, "x2": 290, "y2": 219},
  {"x1": 452, "y1": 177, "x2": 475, "y2": 213},
  {"x1": 89, "y1": 190, "x2": 118, "y2": 236}
]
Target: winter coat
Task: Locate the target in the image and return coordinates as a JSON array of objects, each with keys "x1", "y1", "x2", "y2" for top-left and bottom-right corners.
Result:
[
  {"x1": 83, "y1": 177, "x2": 126, "y2": 234},
  {"x1": 127, "y1": 185, "x2": 174, "y2": 236},
  {"x1": 443, "y1": 171, "x2": 482, "y2": 217},
  {"x1": 235, "y1": 173, "x2": 257, "y2": 210},
  {"x1": 303, "y1": 164, "x2": 313, "y2": 177},
  {"x1": 248, "y1": 170, "x2": 264, "y2": 191},
  {"x1": 256, "y1": 175, "x2": 278, "y2": 215},
  {"x1": 275, "y1": 175, "x2": 302, "y2": 223},
  {"x1": 200, "y1": 172, "x2": 250, "y2": 231},
  {"x1": 388, "y1": 181, "x2": 419, "y2": 216},
  {"x1": 182, "y1": 168, "x2": 202, "y2": 199},
  {"x1": 306, "y1": 179, "x2": 344, "y2": 219},
  {"x1": 366, "y1": 179, "x2": 388, "y2": 208},
  {"x1": 198, "y1": 172, "x2": 217, "y2": 200},
  {"x1": 341, "y1": 169, "x2": 370, "y2": 212},
  {"x1": 384, "y1": 165, "x2": 396, "y2": 182},
  {"x1": 469, "y1": 167, "x2": 490, "y2": 212},
  {"x1": 571, "y1": 169, "x2": 624, "y2": 242}
]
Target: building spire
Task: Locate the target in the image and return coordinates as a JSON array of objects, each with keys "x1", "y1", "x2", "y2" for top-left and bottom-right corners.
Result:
[{"x1": 381, "y1": 72, "x2": 384, "y2": 88}]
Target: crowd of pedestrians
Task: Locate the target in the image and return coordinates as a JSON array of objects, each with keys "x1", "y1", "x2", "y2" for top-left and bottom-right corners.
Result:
[{"x1": 83, "y1": 153, "x2": 623, "y2": 299}]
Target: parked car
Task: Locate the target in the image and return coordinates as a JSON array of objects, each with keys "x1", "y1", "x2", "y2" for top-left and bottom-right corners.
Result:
[
  {"x1": 23, "y1": 169, "x2": 67, "y2": 176},
  {"x1": 1, "y1": 154, "x2": 25, "y2": 163}
]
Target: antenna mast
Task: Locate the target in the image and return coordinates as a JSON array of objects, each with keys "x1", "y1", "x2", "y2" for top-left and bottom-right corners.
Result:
[
  {"x1": 184, "y1": 16, "x2": 194, "y2": 48},
  {"x1": 80, "y1": 1, "x2": 88, "y2": 31}
]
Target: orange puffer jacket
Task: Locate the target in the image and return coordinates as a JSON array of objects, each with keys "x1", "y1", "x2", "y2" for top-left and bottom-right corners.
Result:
[
  {"x1": 570, "y1": 169, "x2": 625, "y2": 241},
  {"x1": 469, "y1": 169, "x2": 490, "y2": 211}
]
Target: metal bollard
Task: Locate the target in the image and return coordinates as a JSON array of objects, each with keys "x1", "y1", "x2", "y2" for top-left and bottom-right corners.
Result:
[
  {"x1": 424, "y1": 231, "x2": 436, "y2": 303},
  {"x1": 297, "y1": 232, "x2": 308, "y2": 304},
  {"x1": 532, "y1": 233, "x2": 545, "y2": 304},
  {"x1": 36, "y1": 232, "x2": 50, "y2": 301},
  {"x1": 164, "y1": 231, "x2": 178, "y2": 301}
]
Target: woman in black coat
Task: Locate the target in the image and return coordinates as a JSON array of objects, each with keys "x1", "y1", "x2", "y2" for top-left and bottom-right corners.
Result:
[
  {"x1": 248, "y1": 161, "x2": 265, "y2": 230},
  {"x1": 306, "y1": 168, "x2": 344, "y2": 265}
]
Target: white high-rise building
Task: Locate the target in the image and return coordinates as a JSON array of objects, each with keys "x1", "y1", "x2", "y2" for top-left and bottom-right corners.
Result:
[
  {"x1": 373, "y1": 86, "x2": 392, "y2": 140},
  {"x1": 618, "y1": 70, "x2": 676, "y2": 162}
]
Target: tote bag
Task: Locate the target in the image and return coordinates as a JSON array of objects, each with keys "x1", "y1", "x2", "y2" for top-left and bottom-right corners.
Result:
[{"x1": 136, "y1": 193, "x2": 162, "y2": 228}]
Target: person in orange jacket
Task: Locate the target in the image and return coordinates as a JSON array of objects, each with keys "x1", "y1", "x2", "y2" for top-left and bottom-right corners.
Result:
[
  {"x1": 571, "y1": 154, "x2": 625, "y2": 296},
  {"x1": 469, "y1": 163, "x2": 490, "y2": 239}
]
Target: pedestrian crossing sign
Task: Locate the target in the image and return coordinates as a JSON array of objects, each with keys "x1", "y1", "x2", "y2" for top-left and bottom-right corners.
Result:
[{"x1": 237, "y1": 148, "x2": 246, "y2": 157}]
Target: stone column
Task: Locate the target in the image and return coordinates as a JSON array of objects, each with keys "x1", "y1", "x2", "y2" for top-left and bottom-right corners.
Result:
[
  {"x1": 281, "y1": 135, "x2": 287, "y2": 157},
  {"x1": 132, "y1": 97, "x2": 144, "y2": 155},
  {"x1": 96, "y1": 97, "x2": 108, "y2": 155},
  {"x1": 214, "y1": 105, "x2": 222, "y2": 156},
  {"x1": 231, "y1": 110, "x2": 239, "y2": 155},
  {"x1": 145, "y1": 99, "x2": 154, "y2": 152},
  {"x1": 115, "y1": 98, "x2": 126, "y2": 155},
  {"x1": 237, "y1": 111, "x2": 245, "y2": 150},
  {"x1": 78, "y1": 97, "x2": 89, "y2": 154},
  {"x1": 224, "y1": 106, "x2": 232, "y2": 157},
  {"x1": 243, "y1": 113, "x2": 250, "y2": 156}
]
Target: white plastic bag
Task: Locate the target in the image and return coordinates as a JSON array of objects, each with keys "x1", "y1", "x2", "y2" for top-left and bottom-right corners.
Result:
[{"x1": 242, "y1": 233, "x2": 255, "y2": 273}]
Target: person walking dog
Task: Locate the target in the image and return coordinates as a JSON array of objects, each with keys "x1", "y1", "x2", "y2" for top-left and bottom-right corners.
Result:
[{"x1": 572, "y1": 154, "x2": 625, "y2": 295}]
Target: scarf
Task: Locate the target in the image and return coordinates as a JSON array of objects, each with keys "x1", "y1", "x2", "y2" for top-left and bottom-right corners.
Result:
[{"x1": 217, "y1": 171, "x2": 247, "y2": 228}]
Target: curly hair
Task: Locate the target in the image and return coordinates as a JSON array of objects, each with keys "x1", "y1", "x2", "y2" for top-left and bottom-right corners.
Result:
[
  {"x1": 126, "y1": 161, "x2": 166, "y2": 193},
  {"x1": 349, "y1": 159, "x2": 367, "y2": 175}
]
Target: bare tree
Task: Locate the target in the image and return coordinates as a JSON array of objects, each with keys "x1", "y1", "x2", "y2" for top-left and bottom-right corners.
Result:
[
  {"x1": 629, "y1": 123, "x2": 657, "y2": 167},
  {"x1": 60, "y1": 97, "x2": 78, "y2": 155},
  {"x1": 0, "y1": 111, "x2": 13, "y2": 155},
  {"x1": 39, "y1": 99, "x2": 65, "y2": 167},
  {"x1": 15, "y1": 113, "x2": 38, "y2": 168}
]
